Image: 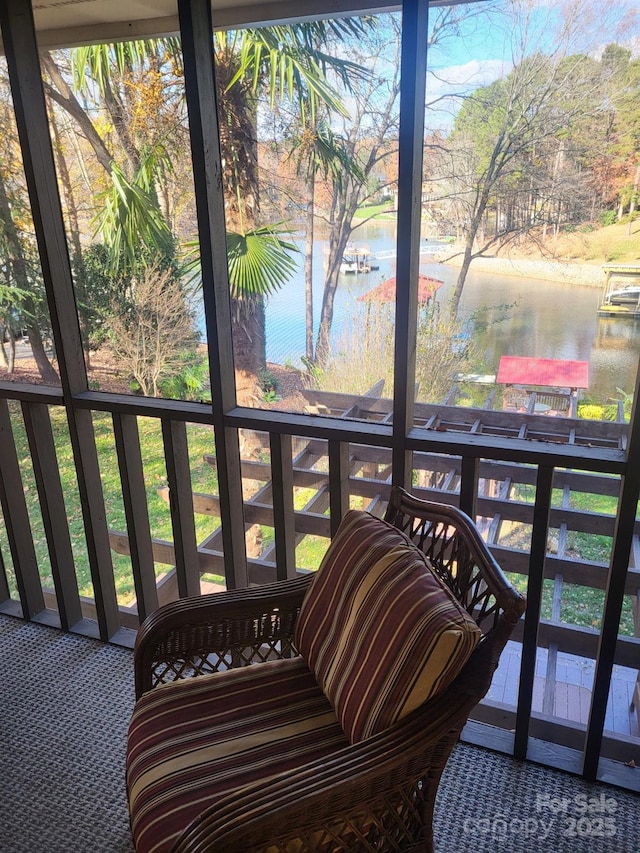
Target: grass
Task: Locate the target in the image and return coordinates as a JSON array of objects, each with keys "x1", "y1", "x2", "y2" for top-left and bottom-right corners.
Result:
[
  {"x1": 507, "y1": 481, "x2": 636, "y2": 636},
  {"x1": 353, "y1": 201, "x2": 397, "y2": 221},
  {"x1": 5, "y1": 403, "x2": 219, "y2": 606},
  {"x1": 518, "y1": 218, "x2": 640, "y2": 265}
]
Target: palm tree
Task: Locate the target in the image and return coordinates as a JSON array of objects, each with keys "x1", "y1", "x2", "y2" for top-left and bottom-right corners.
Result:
[
  {"x1": 43, "y1": 23, "x2": 366, "y2": 399},
  {"x1": 212, "y1": 21, "x2": 367, "y2": 400},
  {"x1": 289, "y1": 118, "x2": 364, "y2": 363}
]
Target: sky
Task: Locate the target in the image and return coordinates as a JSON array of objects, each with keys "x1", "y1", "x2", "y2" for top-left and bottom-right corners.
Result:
[{"x1": 422, "y1": 0, "x2": 640, "y2": 132}]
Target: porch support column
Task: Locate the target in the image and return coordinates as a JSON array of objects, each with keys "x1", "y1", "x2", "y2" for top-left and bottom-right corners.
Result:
[
  {"x1": 583, "y1": 366, "x2": 640, "y2": 780},
  {"x1": 178, "y1": 0, "x2": 248, "y2": 588},
  {"x1": 392, "y1": 0, "x2": 429, "y2": 491},
  {"x1": 0, "y1": 0, "x2": 119, "y2": 638}
]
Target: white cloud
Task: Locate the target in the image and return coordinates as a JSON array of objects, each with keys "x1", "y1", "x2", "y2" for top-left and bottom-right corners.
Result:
[
  {"x1": 423, "y1": 58, "x2": 512, "y2": 133},
  {"x1": 429, "y1": 58, "x2": 511, "y2": 92}
]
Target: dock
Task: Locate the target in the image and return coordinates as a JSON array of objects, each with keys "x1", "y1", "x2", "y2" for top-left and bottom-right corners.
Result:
[
  {"x1": 597, "y1": 303, "x2": 640, "y2": 318},
  {"x1": 598, "y1": 263, "x2": 640, "y2": 317}
]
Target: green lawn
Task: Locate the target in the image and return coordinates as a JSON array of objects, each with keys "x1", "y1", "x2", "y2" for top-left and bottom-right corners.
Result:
[
  {"x1": 508, "y1": 481, "x2": 635, "y2": 636},
  {"x1": 353, "y1": 202, "x2": 397, "y2": 220},
  {"x1": 5, "y1": 404, "x2": 219, "y2": 605}
]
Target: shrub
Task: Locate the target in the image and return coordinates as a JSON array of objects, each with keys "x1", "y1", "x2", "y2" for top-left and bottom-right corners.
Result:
[
  {"x1": 599, "y1": 210, "x2": 616, "y2": 227},
  {"x1": 317, "y1": 300, "x2": 475, "y2": 404},
  {"x1": 106, "y1": 265, "x2": 199, "y2": 398}
]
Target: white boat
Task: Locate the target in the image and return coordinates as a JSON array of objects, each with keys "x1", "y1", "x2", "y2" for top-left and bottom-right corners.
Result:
[
  {"x1": 607, "y1": 284, "x2": 640, "y2": 305},
  {"x1": 339, "y1": 245, "x2": 379, "y2": 275},
  {"x1": 600, "y1": 264, "x2": 640, "y2": 311}
]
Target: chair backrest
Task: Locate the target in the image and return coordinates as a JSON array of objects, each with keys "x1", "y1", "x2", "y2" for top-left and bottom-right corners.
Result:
[
  {"x1": 384, "y1": 485, "x2": 525, "y2": 637},
  {"x1": 294, "y1": 507, "x2": 483, "y2": 743}
]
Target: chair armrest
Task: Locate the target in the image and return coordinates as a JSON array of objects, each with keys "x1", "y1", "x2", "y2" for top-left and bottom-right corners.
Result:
[
  {"x1": 134, "y1": 574, "x2": 312, "y2": 698},
  {"x1": 385, "y1": 486, "x2": 526, "y2": 630}
]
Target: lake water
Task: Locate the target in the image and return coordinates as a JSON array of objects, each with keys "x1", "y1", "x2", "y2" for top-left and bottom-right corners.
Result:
[{"x1": 262, "y1": 221, "x2": 640, "y2": 405}]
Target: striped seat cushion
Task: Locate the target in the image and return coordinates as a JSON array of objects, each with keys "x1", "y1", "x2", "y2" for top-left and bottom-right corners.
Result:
[
  {"x1": 295, "y1": 509, "x2": 482, "y2": 743},
  {"x1": 127, "y1": 656, "x2": 348, "y2": 853}
]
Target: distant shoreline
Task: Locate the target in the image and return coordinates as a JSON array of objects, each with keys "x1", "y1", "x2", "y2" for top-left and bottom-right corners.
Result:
[{"x1": 433, "y1": 249, "x2": 604, "y2": 288}]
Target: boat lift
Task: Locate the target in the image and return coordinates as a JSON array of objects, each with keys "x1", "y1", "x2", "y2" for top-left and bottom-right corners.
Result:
[{"x1": 597, "y1": 264, "x2": 640, "y2": 317}]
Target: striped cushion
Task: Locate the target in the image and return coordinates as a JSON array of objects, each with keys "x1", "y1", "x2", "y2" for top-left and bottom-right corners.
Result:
[
  {"x1": 295, "y1": 510, "x2": 481, "y2": 743},
  {"x1": 127, "y1": 656, "x2": 348, "y2": 853}
]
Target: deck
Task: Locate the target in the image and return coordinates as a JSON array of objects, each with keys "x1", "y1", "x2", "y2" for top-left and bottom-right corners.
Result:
[
  {"x1": 488, "y1": 641, "x2": 639, "y2": 738},
  {"x1": 597, "y1": 303, "x2": 640, "y2": 318}
]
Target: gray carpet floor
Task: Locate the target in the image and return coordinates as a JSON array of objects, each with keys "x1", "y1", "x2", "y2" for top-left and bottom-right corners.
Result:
[{"x1": 1, "y1": 613, "x2": 638, "y2": 853}]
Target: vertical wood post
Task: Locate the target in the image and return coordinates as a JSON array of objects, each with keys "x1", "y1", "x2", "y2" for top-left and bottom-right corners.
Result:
[
  {"x1": 113, "y1": 413, "x2": 159, "y2": 620},
  {"x1": 178, "y1": 0, "x2": 248, "y2": 589},
  {"x1": 0, "y1": 0, "x2": 119, "y2": 638},
  {"x1": 583, "y1": 366, "x2": 640, "y2": 779},
  {"x1": 22, "y1": 401, "x2": 82, "y2": 629},
  {"x1": 392, "y1": 0, "x2": 430, "y2": 490},
  {"x1": 270, "y1": 433, "x2": 296, "y2": 580},
  {"x1": 514, "y1": 464, "x2": 554, "y2": 758},
  {"x1": 329, "y1": 440, "x2": 350, "y2": 535}
]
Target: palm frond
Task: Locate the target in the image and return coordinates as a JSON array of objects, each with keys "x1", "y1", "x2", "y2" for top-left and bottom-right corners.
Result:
[
  {"x1": 226, "y1": 226, "x2": 298, "y2": 299},
  {"x1": 94, "y1": 161, "x2": 174, "y2": 274},
  {"x1": 290, "y1": 121, "x2": 365, "y2": 188},
  {"x1": 182, "y1": 225, "x2": 299, "y2": 300},
  {"x1": 70, "y1": 39, "x2": 181, "y2": 95},
  {"x1": 220, "y1": 25, "x2": 371, "y2": 119}
]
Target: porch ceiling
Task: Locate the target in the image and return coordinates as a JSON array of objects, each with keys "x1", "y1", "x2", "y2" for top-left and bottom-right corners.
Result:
[
  {"x1": 29, "y1": 0, "x2": 476, "y2": 48},
  {"x1": 31, "y1": 0, "x2": 392, "y2": 46}
]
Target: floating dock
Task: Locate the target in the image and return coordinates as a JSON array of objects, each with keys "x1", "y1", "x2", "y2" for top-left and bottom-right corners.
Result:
[{"x1": 597, "y1": 303, "x2": 640, "y2": 318}]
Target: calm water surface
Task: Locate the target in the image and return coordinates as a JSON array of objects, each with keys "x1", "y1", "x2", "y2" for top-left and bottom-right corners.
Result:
[{"x1": 263, "y1": 222, "x2": 640, "y2": 405}]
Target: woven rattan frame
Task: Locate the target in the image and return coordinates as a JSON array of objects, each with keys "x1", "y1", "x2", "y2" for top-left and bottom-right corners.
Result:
[{"x1": 131, "y1": 486, "x2": 526, "y2": 852}]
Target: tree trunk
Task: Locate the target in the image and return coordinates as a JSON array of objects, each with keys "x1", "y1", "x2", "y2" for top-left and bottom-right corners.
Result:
[
  {"x1": 627, "y1": 163, "x2": 640, "y2": 235},
  {"x1": 0, "y1": 170, "x2": 58, "y2": 382},
  {"x1": 315, "y1": 228, "x2": 351, "y2": 367},
  {"x1": 41, "y1": 53, "x2": 114, "y2": 174},
  {"x1": 450, "y1": 241, "x2": 474, "y2": 318},
  {"x1": 26, "y1": 324, "x2": 59, "y2": 384},
  {"x1": 0, "y1": 334, "x2": 16, "y2": 372},
  {"x1": 315, "y1": 177, "x2": 360, "y2": 367},
  {"x1": 103, "y1": 77, "x2": 141, "y2": 177},
  {"x1": 305, "y1": 173, "x2": 315, "y2": 363},
  {"x1": 232, "y1": 296, "x2": 265, "y2": 406}
]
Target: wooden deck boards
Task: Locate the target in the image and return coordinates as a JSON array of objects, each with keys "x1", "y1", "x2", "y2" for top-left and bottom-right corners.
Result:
[{"x1": 487, "y1": 641, "x2": 639, "y2": 738}]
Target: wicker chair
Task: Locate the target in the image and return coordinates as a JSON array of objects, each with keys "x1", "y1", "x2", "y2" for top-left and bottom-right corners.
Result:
[{"x1": 127, "y1": 486, "x2": 525, "y2": 853}]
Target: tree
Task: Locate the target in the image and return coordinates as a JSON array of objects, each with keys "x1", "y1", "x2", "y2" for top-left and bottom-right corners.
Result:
[
  {"x1": 310, "y1": 6, "x2": 475, "y2": 366},
  {"x1": 288, "y1": 118, "x2": 364, "y2": 363},
  {"x1": 106, "y1": 265, "x2": 199, "y2": 397},
  {"x1": 0, "y1": 63, "x2": 59, "y2": 381},
  {"x1": 42, "y1": 27, "x2": 362, "y2": 402},
  {"x1": 595, "y1": 46, "x2": 640, "y2": 227},
  {"x1": 437, "y1": 0, "x2": 637, "y2": 314},
  {"x1": 313, "y1": 18, "x2": 402, "y2": 366},
  {"x1": 40, "y1": 43, "x2": 190, "y2": 381},
  {"x1": 212, "y1": 21, "x2": 366, "y2": 398}
]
